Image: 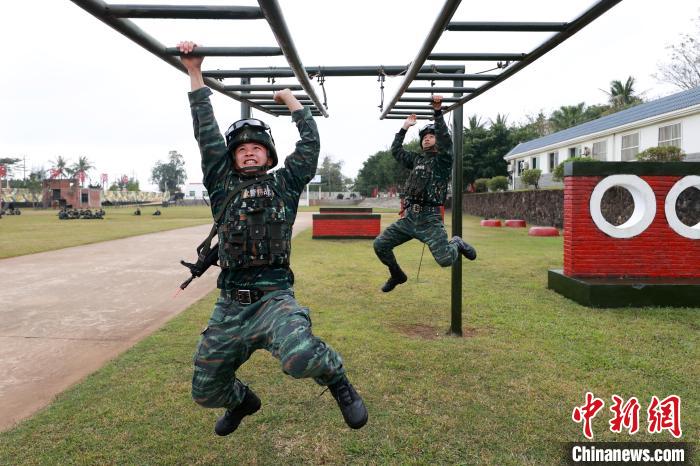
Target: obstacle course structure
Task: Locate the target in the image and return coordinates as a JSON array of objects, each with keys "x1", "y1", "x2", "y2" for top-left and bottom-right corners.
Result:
[{"x1": 71, "y1": 0, "x2": 623, "y2": 334}]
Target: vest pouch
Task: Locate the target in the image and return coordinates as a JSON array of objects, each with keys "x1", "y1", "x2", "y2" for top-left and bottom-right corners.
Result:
[
  {"x1": 224, "y1": 231, "x2": 246, "y2": 265},
  {"x1": 269, "y1": 221, "x2": 287, "y2": 254},
  {"x1": 247, "y1": 211, "x2": 267, "y2": 240}
]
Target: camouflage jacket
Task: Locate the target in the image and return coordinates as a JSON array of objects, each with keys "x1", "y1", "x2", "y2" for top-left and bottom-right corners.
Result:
[
  {"x1": 391, "y1": 109, "x2": 452, "y2": 206},
  {"x1": 188, "y1": 87, "x2": 319, "y2": 290}
]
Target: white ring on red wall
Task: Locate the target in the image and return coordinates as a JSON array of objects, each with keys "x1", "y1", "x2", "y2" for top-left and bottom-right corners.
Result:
[
  {"x1": 589, "y1": 175, "x2": 656, "y2": 238},
  {"x1": 665, "y1": 175, "x2": 700, "y2": 239}
]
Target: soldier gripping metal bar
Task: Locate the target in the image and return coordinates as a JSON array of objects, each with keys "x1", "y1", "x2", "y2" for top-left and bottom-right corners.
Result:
[
  {"x1": 374, "y1": 96, "x2": 477, "y2": 292},
  {"x1": 178, "y1": 41, "x2": 367, "y2": 436}
]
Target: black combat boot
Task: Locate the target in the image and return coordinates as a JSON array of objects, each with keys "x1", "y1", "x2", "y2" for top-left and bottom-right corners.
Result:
[
  {"x1": 214, "y1": 387, "x2": 261, "y2": 436},
  {"x1": 329, "y1": 376, "x2": 368, "y2": 429},
  {"x1": 381, "y1": 264, "x2": 408, "y2": 292},
  {"x1": 449, "y1": 236, "x2": 477, "y2": 261}
]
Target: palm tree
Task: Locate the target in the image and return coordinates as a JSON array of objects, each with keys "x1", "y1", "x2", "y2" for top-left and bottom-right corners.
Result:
[
  {"x1": 467, "y1": 115, "x2": 484, "y2": 131},
  {"x1": 71, "y1": 156, "x2": 94, "y2": 187},
  {"x1": 50, "y1": 156, "x2": 69, "y2": 179},
  {"x1": 549, "y1": 103, "x2": 587, "y2": 132},
  {"x1": 604, "y1": 76, "x2": 642, "y2": 110}
]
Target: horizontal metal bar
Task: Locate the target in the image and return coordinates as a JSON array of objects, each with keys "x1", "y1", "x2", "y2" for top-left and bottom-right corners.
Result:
[
  {"x1": 444, "y1": 0, "x2": 623, "y2": 112},
  {"x1": 249, "y1": 100, "x2": 314, "y2": 105},
  {"x1": 393, "y1": 104, "x2": 431, "y2": 109},
  {"x1": 272, "y1": 111, "x2": 323, "y2": 116},
  {"x1": 106, "y1": 5, "x2": 264, "y2": 20},
  {"x1": 223, "y1": 84, "x2": 303, "y2": 91},
  {"x1": 399, "y1": 96, "x2": 462, "y2": 102},
  {"x1": 415, "y1": 73, "x2": 498, "y2": 81},
  {"x1": 258, "y1": 0, "x2": 328, "y2": 118},
  {"x1": 405, "y1": 87, "x2": 476, "y2": 93},
  {"x1": 68, "y1": 0, "x2": 273, "y2": 115},
  {"x1": 244, "y1": 94, "x2": 309, "y2": 100},
  {"x1": 165, "y1": 46, "x2": 282, "y2": 57},
  {"x1": 384, "y1": 115, "x2": 432, "y2": 120},
  {"x1": 446, "y1": 21, "x2": 568, "y2": 32},
  {"x1": 261, "y1": 104, "x2": 320, "y2": 110},
  {"x1": 428, "y1": 53, "x2": 526, "y2": 61},
  {"x1": 388, "y1": 110, "x2": 434, "y2": 116},
  {"x1": 379, "y1": 0, "x2": 462, "y2": 119},
  {"x1": 203, "y1": 64, "x2": 465, "y2": 79}
]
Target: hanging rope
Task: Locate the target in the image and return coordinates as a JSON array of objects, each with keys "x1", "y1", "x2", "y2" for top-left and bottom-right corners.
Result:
[{"x1": 416, "y1": 243, "x2": 426, "y2": 282}]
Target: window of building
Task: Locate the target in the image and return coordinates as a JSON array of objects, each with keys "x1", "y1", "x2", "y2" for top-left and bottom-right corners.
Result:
[
  {"x1": 202, "y1": 191, "x2": 208, "y2": 198},
  {"x1": 591, "y1": 141, "x2": 607, "y2": 161},
  {"x1": 516, "y1": 160, "x2": 525, "y2": 175},
  {"x1": 621, "y1": 133, "x2": 639, "y2": 161},
  {"x1": 189, "y1": 191, "x2": 195, "y2": 197},
  {"x1": 81, "y1": 193, "x2": 89, "y2": 203},
  {"x1": 658, "y1": 123, "x2": 681, "y2": 148},
  {"x1": 530, "y1": 157, "x2": 538, "y2": 170},
  {"x1": 548, "y1": 152, "x2": 558, "y2": 172},
  {"x1": 568, "y1": 146, "x2": 579, "y2": 158}
]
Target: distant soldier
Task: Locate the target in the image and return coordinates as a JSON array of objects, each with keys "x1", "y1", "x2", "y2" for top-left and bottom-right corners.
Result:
[
  {"x1": 153, "y1": 209, "x2": 161, "y2": 216},
  {"x1": 373, "y1": 96, "x2": 477, "y2": 292},
  {"x1": 134, "y1": 207, "x2": 141, "y2": 216},
  {"x1": 179, "y1": 40, "x2": 367, "y2": 437}
]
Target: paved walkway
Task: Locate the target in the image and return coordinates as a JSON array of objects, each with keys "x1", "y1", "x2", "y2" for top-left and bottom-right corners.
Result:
[{"x1": 0, "y1": 212, "x2": 312, "y2": 431}]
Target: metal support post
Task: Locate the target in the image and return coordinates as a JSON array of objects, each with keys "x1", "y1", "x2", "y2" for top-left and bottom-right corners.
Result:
[
  {"x1": 450, "y1": 80, "x2": 464, "y2": 337},
  {"x1": 241, "y1": 78, "x2": 251, "y2": 119}
]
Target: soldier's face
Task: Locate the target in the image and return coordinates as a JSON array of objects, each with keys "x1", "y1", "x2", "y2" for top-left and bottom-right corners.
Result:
[
  {"x1": 234, "y1": 143, "x2": 271, "y2": 170},
  {"x1": 422, "y1": 133, "x2": 436, "y2": 151}
]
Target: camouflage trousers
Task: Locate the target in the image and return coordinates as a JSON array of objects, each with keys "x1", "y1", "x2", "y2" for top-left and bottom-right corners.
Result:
[
  {"x1": 373, "y1": 209, "x2": 458, "y2": 269},
  {"x1": 192, "y1": 289, "x2": 345, "y2": 410}
]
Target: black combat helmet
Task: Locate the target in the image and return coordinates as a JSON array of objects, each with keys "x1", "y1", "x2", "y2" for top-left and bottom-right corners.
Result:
[
  {"x1": 418, "y1": 123, "x2": 436, "y2": 148},
  {"x1": 225, "y1": 118, "x2": 278, "y2": 169}
]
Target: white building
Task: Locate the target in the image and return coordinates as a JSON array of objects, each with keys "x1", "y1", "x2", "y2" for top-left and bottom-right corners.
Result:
[
  {"x1": 505, "y1": 86, "x2": 700, "y2": 189},
  {"x1": 183, "y1": 182, "x2": 208, "y2": 200}
]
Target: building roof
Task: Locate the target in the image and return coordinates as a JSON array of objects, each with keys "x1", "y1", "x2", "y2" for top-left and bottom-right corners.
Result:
[{"x1": 506, "y1": 86, "x2": 700, "y2": 158}]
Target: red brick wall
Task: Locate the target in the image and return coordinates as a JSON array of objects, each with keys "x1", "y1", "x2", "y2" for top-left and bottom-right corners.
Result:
[
  {"x1": 312, "y1": 214, "x2": 381, "y2": 238},
  {"x1": 564, "y1": 175, "x2": 700, "y2": 278}
]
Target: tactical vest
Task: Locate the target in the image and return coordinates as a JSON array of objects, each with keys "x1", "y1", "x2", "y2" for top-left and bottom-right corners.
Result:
[
  {"x1": 403, "y1": 159, "x2": 447, "y2": 205},
  {"x1": 217, "y1": 181, "x2": 291, "y2": 268}
]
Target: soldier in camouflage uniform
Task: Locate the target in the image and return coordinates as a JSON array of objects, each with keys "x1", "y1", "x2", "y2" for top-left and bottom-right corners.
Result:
[
  {"x1": 178, "y1": 41, "x2": 367, "y2": 436},
  {"x1": 374, "y1": 95, "x2": 477, "y2": 292}
]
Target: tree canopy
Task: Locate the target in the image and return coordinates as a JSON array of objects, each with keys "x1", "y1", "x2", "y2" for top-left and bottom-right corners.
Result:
[
  {"x1": 317, "y1": 155, "x2": 352, "y2": 193},
  {"x1": 151, "y1": 150, "x2": 187, "y2": 193}
]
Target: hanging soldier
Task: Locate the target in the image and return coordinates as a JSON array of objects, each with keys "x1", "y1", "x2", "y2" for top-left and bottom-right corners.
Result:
[
  {"x1": 178, "y1": 41, "x2": 367, "y2": 436},
  {"x1": 373, "y1": 95, "x2": 477, "y2": 292}
]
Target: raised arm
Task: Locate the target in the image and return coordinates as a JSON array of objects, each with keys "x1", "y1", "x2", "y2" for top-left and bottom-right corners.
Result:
[
  {"x1": 391, "y1": 114, "x2": 418, "y2": 169},
  {"x1": 431, "y1": 95, "x2": 452, "y2": 157},
  {"x1": 179, "y1": 41, "x2": 231, "y2": 218},
  {"x1": 274, "y1": 89, "x2": 320, "y2": 200}
]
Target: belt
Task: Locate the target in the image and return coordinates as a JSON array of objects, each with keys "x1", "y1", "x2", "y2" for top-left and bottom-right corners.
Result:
[
  {"x1": 408, "y1": 203, "x2": 441, "y2": 214},
  {"x1": 222, "y1": 288, "x2": 266, "y2": 305}
]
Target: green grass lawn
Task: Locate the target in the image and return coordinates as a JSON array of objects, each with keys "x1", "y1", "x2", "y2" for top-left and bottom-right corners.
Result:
[
  {"x1": 0, "y1": 206, "x2": 212, "y2": 259},
  {"x1": 0, "y1": 215, "x2": 697, "y2": 465}
]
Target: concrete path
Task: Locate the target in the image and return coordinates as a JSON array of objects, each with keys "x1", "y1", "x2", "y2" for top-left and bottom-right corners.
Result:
[{"x1": 0, "y1": 212, "x2": 312, "y2": 431}]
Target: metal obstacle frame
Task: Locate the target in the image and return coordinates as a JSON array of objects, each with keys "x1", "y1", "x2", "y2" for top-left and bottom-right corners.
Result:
[{"x1": 70, "y1": 0, "x2": 623, "y2": 336}]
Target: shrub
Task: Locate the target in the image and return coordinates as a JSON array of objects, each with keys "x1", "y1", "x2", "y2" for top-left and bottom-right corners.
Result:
[
  {"x1": 336, "y1": 193, "x2": 344, "y2": 199},
  {"x1": 636, "y1": 146, "x2": 685, "y2": 162},
  {"x1": 488, "y1": 176, "x2": 509, "y2": 192},
  {"x1": 474, "y1": 178, "x2": 489, "y2": 193},
  {"x1": 552, "y1": 156, "x2": 596, "y2": 182},
  {"x1": 520, "y1": 169, "x2": 542, "y2": 189}
]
